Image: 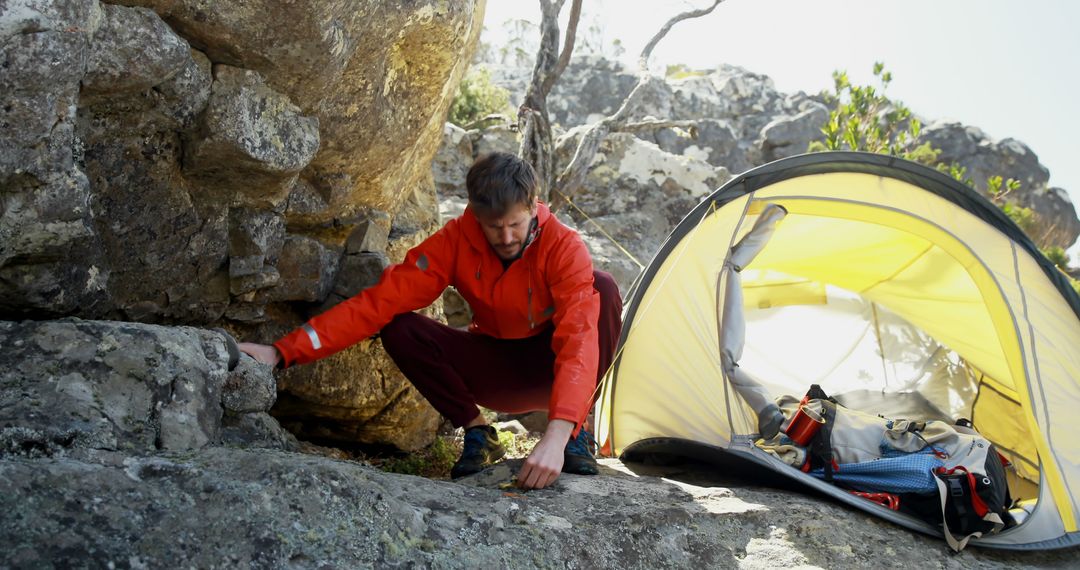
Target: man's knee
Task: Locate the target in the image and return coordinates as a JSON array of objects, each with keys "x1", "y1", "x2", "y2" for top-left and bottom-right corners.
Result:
[
  {"x1": 593, "y1": 270, "x2": 622, "y2": 312},
  {"x1": 379, "y1": 312, "x2": 428, "y2": 352}
]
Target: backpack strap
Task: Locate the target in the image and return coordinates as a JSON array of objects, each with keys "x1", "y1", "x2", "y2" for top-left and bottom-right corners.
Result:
[
  {"x1": 810, "y1": 399, "x2": 839, "y2": 482},
  {"x1": 805, "y1": 383, "x2": 836, "y2": 403},
  {"x1": 933, "y1": 466, "x2": 1005, "y2": 552}
]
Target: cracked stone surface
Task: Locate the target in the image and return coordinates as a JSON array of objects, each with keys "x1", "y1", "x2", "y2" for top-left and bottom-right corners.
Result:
[
  {"x1": 1, "y1": 448, "x2": 1075, "y2": 568},
  {"x1": 0, "y1": 318, "x2": 229, "y2": 452}
]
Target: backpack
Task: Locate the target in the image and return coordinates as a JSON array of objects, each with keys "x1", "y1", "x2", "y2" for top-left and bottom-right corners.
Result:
[
  {"x1": 897, "y1": 420, "x2": 1014, "y2": 550},
  {"x1": 777, "y1": 385, "x2": 1014, "y2": 551}
]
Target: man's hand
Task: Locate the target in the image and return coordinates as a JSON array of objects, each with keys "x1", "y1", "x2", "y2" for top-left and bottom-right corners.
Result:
[
  {"x1": 518, "y1": 419, "x2": 574, "y2": 489},
  {"x1": 238, "y1": 342, "x2": 281, "y2": 367}
]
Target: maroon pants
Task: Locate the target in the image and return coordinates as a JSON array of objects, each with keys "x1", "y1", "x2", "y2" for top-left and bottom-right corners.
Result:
[{"x1": 381, "y1": 270, "x2": 623, "y2": 428}]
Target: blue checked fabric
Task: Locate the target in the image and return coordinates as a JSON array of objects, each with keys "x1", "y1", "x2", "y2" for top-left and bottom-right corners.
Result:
[{"x1": 808, "y1": 445, "x2": 945, "y2": 494}]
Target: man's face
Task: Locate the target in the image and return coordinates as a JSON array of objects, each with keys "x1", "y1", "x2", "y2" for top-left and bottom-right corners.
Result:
[{"x1": 475, "y1": 201, "x2": 535, "y2": 261}]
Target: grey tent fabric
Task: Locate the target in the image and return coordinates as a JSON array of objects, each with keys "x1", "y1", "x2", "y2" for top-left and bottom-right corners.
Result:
[{"x1": 718, "y1": 204, "x2": 787, "y2": 437}]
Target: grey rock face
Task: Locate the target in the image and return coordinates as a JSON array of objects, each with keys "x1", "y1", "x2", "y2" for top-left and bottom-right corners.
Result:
[
  {"x1": 0, "y1": 319, "x2": 229, "y2": 453},
  {"x1": 555, "y1": 131, "x2": 730, "y2": 291},
  {"x1": 258, "y1": 235, "x2": 341, "y2": 304},
  {"x1": 2, "y1": 0, "x2": 485, "y2": 450},
  {"x1": 760, "y1": 104, "x2": 830, "y2": 161},
  {"x1": 184, "y1": 65, "x2": 321, "y2": 205},
  {"x1": 0, "y1": 0, "x2": 107, "y2": 317},
  {"x1": 923, "y1": 122, "x2": 1050, "y2": 192},
  {"x1": 490, "y1": 55, "x2": 640, "y2": 128},
  {"x1": 669, "y1": 64, "x2": 799, "y2": 141},
  {"x1": 649, "y1": 118, "x2": 754, "y2": 175},
  {"x1": 481, "y1": 56, "x2": 1079, "y2": 261},
  {"x1": 922, "y1": 121, "x2": 1078, "y2": 247},
  {"x1": 73, "y1": 4, "x2": 226, "y2": 324},
  {"x1": 83, "y1": 4, "x2": 190, "y2": 96},
  {"x1": 432, "y1": 122, "x2": 473, "y2": 198},
  {"x1": 83, "y1": 121, "x2": 230, "y2": 324},
  {"x1": 221, "y1": 357, "x2": 277, "y2": 414},
  {"x1": 492, "y1": 58, "x2": 798, "y2": 178},
  {"x1": 0, "y1": 318, "x2": 291, "y2": 457},
  {"x1": 1016, "y1": 186, "x2": 1080, "y2": 249}
]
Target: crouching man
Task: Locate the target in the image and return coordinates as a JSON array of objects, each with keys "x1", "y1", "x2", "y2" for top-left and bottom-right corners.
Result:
[{"x1": 239, "y1": 152, "x2": 622, "y2": 489}]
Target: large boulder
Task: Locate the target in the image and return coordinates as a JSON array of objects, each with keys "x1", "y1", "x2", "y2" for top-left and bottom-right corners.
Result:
[
  {"x1": 0, "y1": 318, "x2": 284, "y2": 455},
  {"x1": 759, "y1": 103, "x2": 830, "y2": 162},
  {"x1": 922, "y1": 122, "x2": 1080, "y2": 248},
  {"x1": 0, "y1": 0, "x2": 108, "y2": 317},
  {"x1": 3, "y1": 0, "x2": 485, "y2": 450},
  {"x1": 1015, "y1": 187, "x2": 1080, "y2": 250},
  {"x1": 139, "y1": 0, "x2": 484, "y2": 218},
  {"x1": 489, "y1": 58, "x2": 816, "y2": 176},
  {"x1": 268, "y1": 186, "x2": 446, "y2": 452}
]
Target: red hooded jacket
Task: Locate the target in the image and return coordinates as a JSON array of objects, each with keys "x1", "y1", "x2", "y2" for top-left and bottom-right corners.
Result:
[{"x1": 273, "y1": 202, "x2": 601, "y2": 425}]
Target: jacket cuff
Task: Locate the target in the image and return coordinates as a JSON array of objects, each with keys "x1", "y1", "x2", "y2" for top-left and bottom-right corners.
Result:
[
  {"x1": 548, "y1": 407, "x2": 584, "y2": 429},
  {"x1": 272, "y1": 339, "x2": 295, "y2": 369}
]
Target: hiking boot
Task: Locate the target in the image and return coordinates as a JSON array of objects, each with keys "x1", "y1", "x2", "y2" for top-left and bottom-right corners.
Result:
[
  {"x1": 450, "y1": 425, "x2": 505, "y2": 479},
  {"x1": 562, "y1": 427, "x2": 599, "y2": 475}
]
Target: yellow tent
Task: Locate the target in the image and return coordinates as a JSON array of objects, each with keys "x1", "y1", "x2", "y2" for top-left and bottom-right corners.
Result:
[{"x1": 596, "y1": 152, "x2": 1080, "y2": 550}]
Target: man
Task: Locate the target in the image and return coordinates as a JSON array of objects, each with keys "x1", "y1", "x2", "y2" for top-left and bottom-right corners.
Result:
[{"x1": 240, "y1": 152, "x2": 622, "y2": 490}]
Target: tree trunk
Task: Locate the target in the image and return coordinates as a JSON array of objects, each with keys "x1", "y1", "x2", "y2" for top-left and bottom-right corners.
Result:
[{"x1": 518, "y1": 0, "x2": 581, "y2": 203}]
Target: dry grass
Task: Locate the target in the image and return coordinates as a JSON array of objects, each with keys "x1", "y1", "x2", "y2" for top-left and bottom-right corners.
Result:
[{"x1": 363, "y1": 427, "x2": 542, "y2": 480}]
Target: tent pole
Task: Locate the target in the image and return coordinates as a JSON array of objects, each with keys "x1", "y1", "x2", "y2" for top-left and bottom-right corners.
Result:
[{"x1": 870, "y1": 301, "x2": 890, "y2": 392}]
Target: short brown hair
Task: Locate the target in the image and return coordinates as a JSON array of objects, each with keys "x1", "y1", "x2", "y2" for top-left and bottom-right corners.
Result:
[{"x1": 465, "y1": 152, "x2": 538, "y2": 217}]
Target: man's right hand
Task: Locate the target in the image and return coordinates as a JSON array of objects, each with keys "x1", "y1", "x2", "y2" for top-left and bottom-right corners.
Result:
[{"x1": 238, "y1": 342, "x2": 281, "y2": 367}]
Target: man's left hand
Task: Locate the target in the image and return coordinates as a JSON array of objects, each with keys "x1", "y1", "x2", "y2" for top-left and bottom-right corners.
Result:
[{"x1": 517, "y1": 419, "x2": 574, "y2": 489}]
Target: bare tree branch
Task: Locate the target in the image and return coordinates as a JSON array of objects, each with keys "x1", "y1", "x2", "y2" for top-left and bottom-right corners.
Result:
[
  {"x1": 638, "y1": 0, "x2": 723, "y2": 72},
  {"x1": 463, "y1": 113, "x2": 513, "y2": 131},
  {"x1": 618, "y1": 119, "x2": 700, "y2": 134},
  {"x1": 519, "y1": 0, "x2": 583, "y2": 202},
  {"x1": 542, "y1": 0, "x2": 582, "y2": 96},
  {"x1": 552, "y1": 1, "x2": 723, "y2": 208},
  {"x1": 552, "y1": 103, "x2": 702, "y2": 175}
]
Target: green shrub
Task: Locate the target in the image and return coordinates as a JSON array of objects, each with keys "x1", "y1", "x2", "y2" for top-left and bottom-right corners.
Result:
[
  {"x1": 448, "y1": 66, "x2": 511, "y2": 128},
  {"x1": 666, "y1": 63, "x2": 708, "y2": 80},
  {"x1": 377, "y1": 436, "x2": 459, "y2": 478},
  {"x1": 999, "y1": 202, "x2": 1038, "y2": 236},
  {"x1": 1042, "y1": 246, "x2": 1070, "y2": 270},
  {"x1": 808, "y1": 64, "x2": 1067, "y2": 253},
  {"x1": 808, "y1": 63, "x2": 938, "y2": 165}
]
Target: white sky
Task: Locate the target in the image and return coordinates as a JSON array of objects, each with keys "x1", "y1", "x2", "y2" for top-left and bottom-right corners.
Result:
[{"x1": 481, "y1": 0, "x2": 1080, "y2": 258}]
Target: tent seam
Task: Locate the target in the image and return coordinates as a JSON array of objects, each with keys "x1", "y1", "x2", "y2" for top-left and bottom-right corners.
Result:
[{"x1": 1012, "y1": 242, "x2": 1078, "y2": 527}]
